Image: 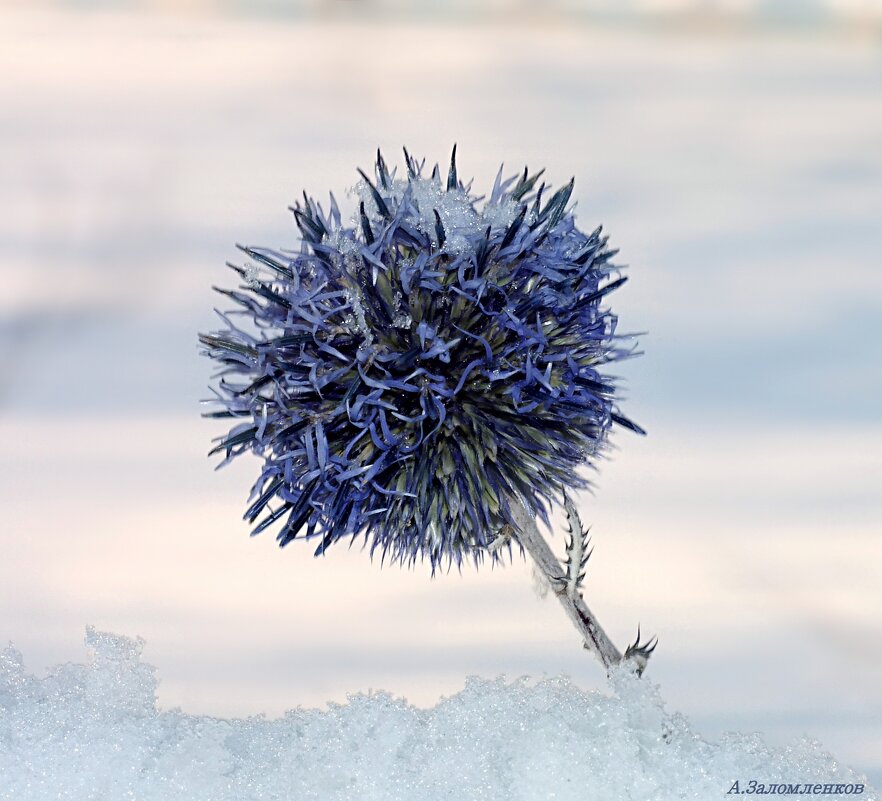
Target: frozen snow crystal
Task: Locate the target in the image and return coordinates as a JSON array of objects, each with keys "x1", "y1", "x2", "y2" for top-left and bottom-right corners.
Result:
[
  {"x1": 242, "y1": 262, "x2": 262, "y2": 289},
  {"x1": 0, "y1": 629, "x2": 875, "y2": 801},
  {"x1": 352, "y1": 173, "x2": 523, "y2": 257}
]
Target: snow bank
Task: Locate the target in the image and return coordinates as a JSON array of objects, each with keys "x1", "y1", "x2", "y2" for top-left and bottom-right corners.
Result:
[{"x1": 0, "y1": 628, "x2": 874, "y2": 801}]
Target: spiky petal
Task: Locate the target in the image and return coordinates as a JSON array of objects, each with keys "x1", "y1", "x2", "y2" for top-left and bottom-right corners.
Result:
[{"x1": 200, "y1": 149, "x2": 641, "y2": 570}]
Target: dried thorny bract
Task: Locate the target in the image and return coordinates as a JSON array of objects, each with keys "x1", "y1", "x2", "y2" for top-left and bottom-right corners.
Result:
[
  {"x1": 625, "y1": 627, "x2": 659, "y2": 676},
  {"x1": 201, "y1": 147, "x2": 642, "y2": 571}
]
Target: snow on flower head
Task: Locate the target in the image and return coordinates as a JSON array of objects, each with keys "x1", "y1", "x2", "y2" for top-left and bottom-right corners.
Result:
[{"x1": 200, "y1": 147, "x2": 641, "y2": 570}]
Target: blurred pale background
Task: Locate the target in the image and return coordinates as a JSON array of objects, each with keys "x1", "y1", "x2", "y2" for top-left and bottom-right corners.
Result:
[{"x1": 1, "y1": 0, "x2": 880, "y2": 787}]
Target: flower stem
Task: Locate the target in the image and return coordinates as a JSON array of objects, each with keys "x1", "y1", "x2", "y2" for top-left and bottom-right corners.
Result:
[{"x1": 510, "y1": 500, "x2": 622, "y2": 671}]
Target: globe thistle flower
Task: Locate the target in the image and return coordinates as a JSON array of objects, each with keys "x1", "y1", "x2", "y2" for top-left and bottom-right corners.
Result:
[{"x1": 201, "y1": 147, "x2": 642, "y2": 571}]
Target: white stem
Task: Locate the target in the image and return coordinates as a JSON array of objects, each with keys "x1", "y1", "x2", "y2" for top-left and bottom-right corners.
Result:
[{"x1": 510, "y1": 499, "x2": 622, "y2": 671}]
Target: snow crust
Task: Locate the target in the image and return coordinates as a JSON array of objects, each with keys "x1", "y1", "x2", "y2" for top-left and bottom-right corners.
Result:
[{"x1": 0, "y1": 628, "x2": 874, "y2": 801}]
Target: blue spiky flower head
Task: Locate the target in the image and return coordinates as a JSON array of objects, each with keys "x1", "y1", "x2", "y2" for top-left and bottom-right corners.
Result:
[{"x1": 200, "y1": 148, "x2": 641, "y2": 570}]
